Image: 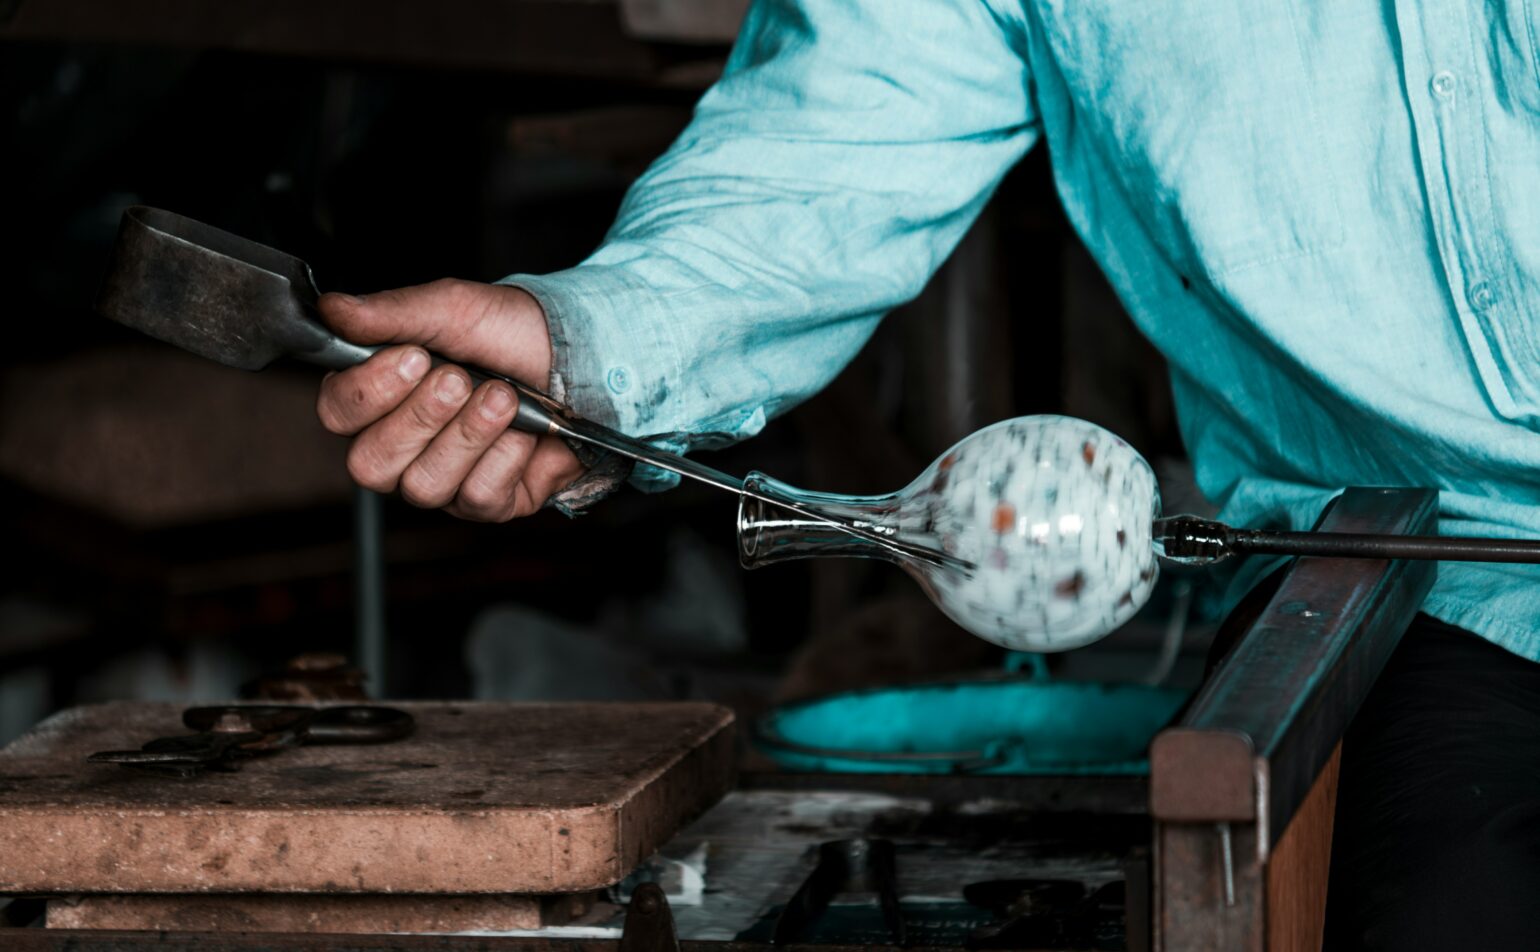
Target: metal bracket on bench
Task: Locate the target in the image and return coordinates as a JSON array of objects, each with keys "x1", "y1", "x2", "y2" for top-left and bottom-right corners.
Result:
[
  {"x1": 1150, "y1": 487, "x2": 1439, "y2": 951},
  {"x1": 620, "y1": 883, "x2": 681, "y2": 952}
]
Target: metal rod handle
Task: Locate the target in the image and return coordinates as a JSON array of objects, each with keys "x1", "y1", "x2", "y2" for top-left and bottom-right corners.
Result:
[
  {"x1": 1155, "y1": 514, "x2": 1540, "y2": 566},
  {"x1": 1236, "y1": 530, "x2": 1540, "y2": 564}
]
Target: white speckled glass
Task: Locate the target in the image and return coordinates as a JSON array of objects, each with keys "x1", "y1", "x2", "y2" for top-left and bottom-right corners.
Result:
[{"x1": 737, "y1": 416, "x2": 1162, "y2": 651}]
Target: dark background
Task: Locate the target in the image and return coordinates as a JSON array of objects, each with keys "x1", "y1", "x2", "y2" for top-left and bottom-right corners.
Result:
[{"x1": 0, "y1": 2, "x2": 1202, "y2": 745}]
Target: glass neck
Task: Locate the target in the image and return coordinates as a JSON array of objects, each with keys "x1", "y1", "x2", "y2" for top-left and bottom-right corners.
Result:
[{"x1": 736, "y1": 472, "x2": 905, "y2": 569}]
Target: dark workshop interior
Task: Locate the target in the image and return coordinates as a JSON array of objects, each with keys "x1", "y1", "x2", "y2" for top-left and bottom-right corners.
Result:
[
  {"x1": 0, "y1": 4, "x2": 1505, "y2": 951},
  {"x1": 0, "y1": 16, "x2": 1207, "y2": 726}
]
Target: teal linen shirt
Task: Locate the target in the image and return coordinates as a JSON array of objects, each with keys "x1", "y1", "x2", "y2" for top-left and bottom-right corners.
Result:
[{"x1": 507, "y1": 0, "x2": 1540, "y2": 660}]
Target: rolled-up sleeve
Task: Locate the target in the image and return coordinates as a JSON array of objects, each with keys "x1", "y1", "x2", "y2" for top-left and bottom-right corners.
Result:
[{"x1": 504, "y1": 0, "x2": 1038, "y2": 492}]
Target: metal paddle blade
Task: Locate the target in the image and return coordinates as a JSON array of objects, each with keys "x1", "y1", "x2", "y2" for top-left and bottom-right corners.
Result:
[{"x1": 96, "y1": 206, "x2": 328, "y2": 371}]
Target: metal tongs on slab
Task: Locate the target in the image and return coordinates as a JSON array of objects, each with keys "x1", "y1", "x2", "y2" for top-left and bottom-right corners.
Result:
[
  {"x1": 97, "y1": 206, "x2": 965, "y2": 572},
  {"x1": 88, "y1": 704, "x2": 414, "y2": 778}
]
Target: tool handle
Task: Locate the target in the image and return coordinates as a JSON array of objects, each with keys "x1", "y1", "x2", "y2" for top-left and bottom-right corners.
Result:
[
  {"x1": 1155, "y1": 515, "x2": 1540, "y2": 565},
  {"x1": 460, "y1": 366, "x2": 560, "y2": 435},
  {"x1": 295, "y1": 319, "x2": 756, "y2": 498},
  {"x1": 304, "y1": 705, "x2": 416, "y2": 744},
  {"x1": 1236, "y1": 530, "x2": 1540, "y2": 563},
  {"x1": 298, "y1": 335, "x2": 560, "y2": 436}
]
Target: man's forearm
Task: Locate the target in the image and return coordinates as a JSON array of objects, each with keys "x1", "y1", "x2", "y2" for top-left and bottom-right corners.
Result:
[{"x1": 505, "y1": 0, "x2": 1040, "y2": 491}]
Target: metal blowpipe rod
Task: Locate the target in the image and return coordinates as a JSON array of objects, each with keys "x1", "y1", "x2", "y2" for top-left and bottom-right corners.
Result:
[
  {"x1": 1154, "y1": 515, "x2": 1540, "y2": 566},
  {"x1": 93, "y1": 206, "x2": 969, "y2": 575}
]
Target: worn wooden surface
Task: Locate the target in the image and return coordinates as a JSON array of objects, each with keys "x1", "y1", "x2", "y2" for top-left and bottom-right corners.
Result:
[
  {"x1": 1266, "y1": 743, "x2": 1341, "y2": 952},
  {"x1": 0, "y1": 701, "x2": 734, "y2": 894}
]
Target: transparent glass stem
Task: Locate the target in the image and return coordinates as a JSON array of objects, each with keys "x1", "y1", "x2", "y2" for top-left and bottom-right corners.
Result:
[{"x1": 737, "y1": 472, "x2": 906, "y2": 569}]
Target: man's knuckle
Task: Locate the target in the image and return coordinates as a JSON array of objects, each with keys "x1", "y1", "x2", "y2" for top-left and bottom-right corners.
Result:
[
  {"x1": 458, "y1": 476, "x2": 506, "y2": 513},
  {"x1": 346, "y1": 445, "x2": 395, "y2": 493},
  {"x1": 458, "y1": 411, "x2": 496, "y2": 446},
  {"x1": 442, "y1": 278, "x2": 474, "y2": 305},
  {"x1": 316, "y1": 397, "x2": 348, "y2": 435},
  {"x1": 398, "y1": 468, "x2": 446, "y2": 509},
  {"x1": 344, "y1": 448, "x2": 371, "y2": 483},
  {"x1": 366, "y1": 367, "x2": 405, "y2": 408},
  {"x1": 406, "y1": 394, "x2": 449, "y2": 431},
  {"x1": 510, "y1": 488, "x2": 540, "y2": 520}
]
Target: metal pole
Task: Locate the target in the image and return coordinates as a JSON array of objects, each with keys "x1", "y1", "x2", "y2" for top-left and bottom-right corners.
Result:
[
  {"x1": 1157, "y1": 514, "x2": 1540, "y2": 565},
  {"x1": 1240, "y1": 529, "x2": 1540, "y2": 563},
  {"x1": 353, "y1": 486, "x2": 387, "y2": 696}
]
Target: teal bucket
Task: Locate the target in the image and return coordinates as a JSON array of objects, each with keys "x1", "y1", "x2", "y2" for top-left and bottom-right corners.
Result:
[{"x1": 755, "y1": 679, "x2": 1191, "y2": 775}]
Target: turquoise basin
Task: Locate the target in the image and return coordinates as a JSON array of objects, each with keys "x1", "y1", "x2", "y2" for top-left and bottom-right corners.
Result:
[{"x1": 755, "y1": 679, "x2": 1191, "y2": 775}]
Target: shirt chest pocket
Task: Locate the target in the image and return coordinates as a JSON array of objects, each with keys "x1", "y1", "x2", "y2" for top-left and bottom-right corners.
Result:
[{"x1": 1034, "y1": 1, "x2": 1345, "y2": 277}]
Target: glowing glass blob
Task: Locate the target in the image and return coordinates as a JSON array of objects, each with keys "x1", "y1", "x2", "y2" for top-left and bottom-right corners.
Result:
[{"x1": 737, "y1": 416, "x2": 1161, "y2": 652}]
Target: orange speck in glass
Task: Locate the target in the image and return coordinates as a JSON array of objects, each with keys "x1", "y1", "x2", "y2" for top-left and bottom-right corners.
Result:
[{"x1": 992, "y1": 503, "x2": 1016, "y2": 534}]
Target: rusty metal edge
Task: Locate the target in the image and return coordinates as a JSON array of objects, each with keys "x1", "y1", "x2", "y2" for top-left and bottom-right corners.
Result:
[
  {"x1": 1147, "y1": 728, "x2": 1254, "y2": 821},
  {"x1": 1149, "y1": 487, "x2": 1437, "y2": 848}
]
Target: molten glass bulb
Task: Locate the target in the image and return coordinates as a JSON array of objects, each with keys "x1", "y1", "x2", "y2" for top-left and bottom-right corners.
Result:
[{"x1": 737, "y1": 416, "x2": 1161, "y2": 652}]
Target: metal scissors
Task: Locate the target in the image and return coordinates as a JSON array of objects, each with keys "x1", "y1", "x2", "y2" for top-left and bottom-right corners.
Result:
[{"x1": 88, "y1": 704, "x2": 414, "y2": 778}]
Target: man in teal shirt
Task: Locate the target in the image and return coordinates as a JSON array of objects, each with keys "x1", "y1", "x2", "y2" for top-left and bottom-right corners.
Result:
[{"x1": 313, "y1": 2, "x2": 1540, "y2": 944}]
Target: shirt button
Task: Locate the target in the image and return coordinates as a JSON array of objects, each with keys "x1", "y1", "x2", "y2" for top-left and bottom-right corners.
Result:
[
  {"x1": 606, "y1": 367, "x2": 631, "y2": 394},
  {"x1": 1469, "y1": 282, "x2": 1496, "y2": 310},
  {"x1": 1430, "y1": 71, "x2": 1456, "y2": 100}
]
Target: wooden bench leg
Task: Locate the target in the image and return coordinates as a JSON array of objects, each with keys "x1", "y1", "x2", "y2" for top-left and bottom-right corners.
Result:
[{"x1": 1266, "y1": 743, "x2": 1342, "y2": 952}]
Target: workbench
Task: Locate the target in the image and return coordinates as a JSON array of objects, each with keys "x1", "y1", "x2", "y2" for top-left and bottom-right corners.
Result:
[{"x1": 0, "y1": 486, "x2": 1437, "y2": 950}]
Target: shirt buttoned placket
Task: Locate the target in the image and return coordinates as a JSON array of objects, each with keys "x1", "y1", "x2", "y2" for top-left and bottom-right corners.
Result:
[{"x1": 1391, "y1": 0, "x2": 1532, "y2": 417}]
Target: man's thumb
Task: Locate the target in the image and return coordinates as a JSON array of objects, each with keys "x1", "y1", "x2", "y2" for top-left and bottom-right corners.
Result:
[{"x1": 317, "y1": 280, "x2": 549, "y2": 386}]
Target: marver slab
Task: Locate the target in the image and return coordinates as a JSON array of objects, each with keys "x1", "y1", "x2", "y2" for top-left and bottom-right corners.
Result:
[{"x1": 0, "y1": 701, "x2": 734, "y2": 894}]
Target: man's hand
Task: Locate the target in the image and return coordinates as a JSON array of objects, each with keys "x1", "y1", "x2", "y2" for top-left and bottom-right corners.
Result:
[{"x1": 315, "y1": 279, "x2": 583, "y2": 521}]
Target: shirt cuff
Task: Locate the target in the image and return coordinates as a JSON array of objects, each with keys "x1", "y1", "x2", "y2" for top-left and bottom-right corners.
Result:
[{"x1": 499, "y1": 266, "x2": 688, "y2": 498}]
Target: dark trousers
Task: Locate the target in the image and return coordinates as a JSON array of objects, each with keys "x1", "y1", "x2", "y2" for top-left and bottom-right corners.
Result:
[{"x1": 1323, "y1": 615, "x2": 1540, "y2": 949}]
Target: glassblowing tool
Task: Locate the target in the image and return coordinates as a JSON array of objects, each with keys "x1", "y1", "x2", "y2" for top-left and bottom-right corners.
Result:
[
  {"x1": 87, "y1": 704, "x2": 414, "y2": 778},
  {"x1": 99, "y1": 207, "x2": 1540, "y2": 655},
  {"x1": 738, "y1": 414, "x2": 1540, "y2": 649},
  {"x1": 97, "y1": 206, "x2": 964, "y2": 576}
]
